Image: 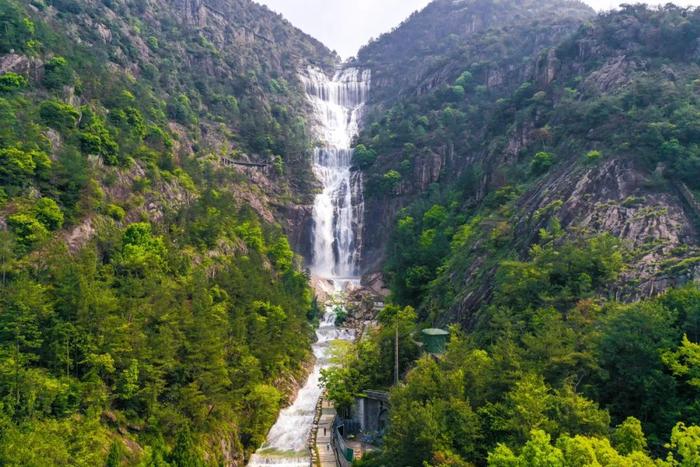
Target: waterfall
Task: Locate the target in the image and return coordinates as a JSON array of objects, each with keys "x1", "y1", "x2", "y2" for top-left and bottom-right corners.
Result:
[
  {"x1": 247, "y1": 66, "x2": 370, "y2": 466},
  {"x1": 304, "y1": 67, "x2": 371, "y2": 285}
]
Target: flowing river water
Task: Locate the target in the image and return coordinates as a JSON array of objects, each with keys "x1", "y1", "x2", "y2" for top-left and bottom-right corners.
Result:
[{"x1": 247, "y1": 66, "x2": 370, "y2": 466}]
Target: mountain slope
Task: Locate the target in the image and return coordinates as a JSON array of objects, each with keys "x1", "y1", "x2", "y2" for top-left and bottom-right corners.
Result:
[
  {"x1": 318, "y1": 4, "x2": 700, "y2": 465},
  {"x1": 356, "y1": 0, "x2": 595, "y2": 104},
  {"x1": 0, "y1": 0, "x2": 337, "y2": 464},
  {"x1": 354, "y1": 1, "x2": 700, "y2": 325}
]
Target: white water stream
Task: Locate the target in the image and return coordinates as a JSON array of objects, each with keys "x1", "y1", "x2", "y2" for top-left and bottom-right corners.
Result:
[{"x1": 248, "y1": 67, "x2": 370, "y2": 466}]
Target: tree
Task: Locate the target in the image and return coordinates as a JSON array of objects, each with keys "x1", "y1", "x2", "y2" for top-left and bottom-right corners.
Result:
[
  {"x1": 0, "y1": 230, "x2": 15, "y2": 284},
  {"x1": 488, "y1": 429, "x2": 660, "y2": 467},
  {"x1": 550, "y1": 383, "x2": 610, "y2": 438},
  {"x1": 382, "y1": 170, "x2": 402, "y2": 193},
  {"x1": 34, "y1": 197, "x2": 64, "y2": 230},
  {"x1": 530, "y1": 151, "x2": 555, "y2": 175},
  {"x1": 39, "y1": 99, "x2": 80, "y2": 130},
  {"x1": 378, "y1": 305, "x2": 417, "y2": 385},
  {"x1": 117, "y1": 222, "x2": 167, "y2": 274},
  {"x1": 0, "y1": 147, "x2": 36, "y2": 186},
  {"x1": 597, "y1": 301, "x2": 680, "y2": 443},
  {"x1": 241, "y1": 384, "x2": 281, "y2": 449},
  {"x1": 668, "y1": 422, "x2": 700, "y2": 465},
  {"x1": 43, "y1": 57, "x2": 74, "y2": 90},
  {"x1": 354, "y1": 144, "x2": 377, "y2": 169},
  {"x1": 492, "y1": 374, "x2": 554, "y2": 443},
  {"x1": 0, "y1": 2, "x2": 35, "y2": 54},
  {"x1": 0, "y1": 279, "x2": 52, "y2": 414},
  {"x1": 488, "y1": 430, "x2": 565, "y2": 467},
  {"x1": 612, "y1": 417, "x2": 648, "y2": 455},
  {"x1": 662, "y1": 335, "x2": 700, "y2": 390},
  {"x1": 7, "y1": 214, "x2": 48, "y2": 250},
  {"x1": 170, "y1": 424, "x2": 204, "y2": 467},
  {"x1": 0, "y1": 72, "x2": 28, "y2": 93}
]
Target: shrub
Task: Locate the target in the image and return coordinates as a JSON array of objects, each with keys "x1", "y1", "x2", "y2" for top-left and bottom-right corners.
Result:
[
  {"x1": 449, "y1": 85, "x2": 465, "y2": 100},
  {"x1": 382, "y1": 170, "x2": 402, "y2": 192},
  {"x1": 167, "y1": 94, "x2": 197, "y2": 126},
  {"x1": 39, "y1": 100, "x2": 79, "y2": 130},
  {"x1": 79, "y1": 117, "x2": 119, "y2": 164},
  {"x1": 530, "y1": 151, "x2": 555, "y2": 175},
  {"x1": 106, "y1": 207, "x2": 125, "y2": 230},
  {"x1": 42, "y1": 56, "x2": 74, "y2": 90},
  {"x1": 0, "y1": 72, "x2": 28, "y2": 92},
  {"x1": 455, "y1": 70, "x2": 473, "y2": 88},
  {"x1": 34, "y1": 197, "x2": 64, "y2": 230},
  {"x1": 0, "y1": 4, "x2": 35, "y2": 54},
  {"x1": 7, "y1": 213, "x2": 49, "y2": 249},
  {"x1": 0, "y1": 147, "x2": 36, "y2": 185},
  {"x1": 272, "y1": 155, "x2": 284, "y2": 176},
  {"x1": 586, "y1": 150, "x2": 603, "y2": 163},
  {"x1": 31, "y1": 149, "x2": 52, "y2": 179},
  {"x1": 353, "y1": 144, "x2": 377, "y2": 169}
]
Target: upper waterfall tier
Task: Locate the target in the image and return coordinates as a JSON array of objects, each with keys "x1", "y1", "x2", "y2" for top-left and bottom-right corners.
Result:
[
  {"x1": 301, "y1": 66, "x2": 371, "y2": 280},
  {"x1": 301, "y1": 67, "x2": 371, "y2": 149}
]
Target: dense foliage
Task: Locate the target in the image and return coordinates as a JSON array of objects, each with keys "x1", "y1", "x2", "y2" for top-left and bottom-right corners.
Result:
[
  {"x1": 0, "y1": 0, "x2": 334, "y2": 463},
  {"x1": 328, "y1": 231, "x2": 700, "y2": 466},
  {"x1": 357, "y1": 3, "x2": 700, "y2": 322},
  {"x1": 346, "y1": 4, "x2": 700, "y2": 465},
  {"x1": 0, "y1": 200, "x2": 315, "y2": 465}
]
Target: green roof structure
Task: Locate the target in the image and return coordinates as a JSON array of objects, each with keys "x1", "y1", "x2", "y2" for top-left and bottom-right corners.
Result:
[{"x1": 421, "y1": 328, "x2": 450, "y2": 354}]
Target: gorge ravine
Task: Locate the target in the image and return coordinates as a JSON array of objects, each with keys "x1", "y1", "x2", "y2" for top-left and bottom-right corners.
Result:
[{"x1": 247, "y1": 66, "x2": 371, "y2": 465}]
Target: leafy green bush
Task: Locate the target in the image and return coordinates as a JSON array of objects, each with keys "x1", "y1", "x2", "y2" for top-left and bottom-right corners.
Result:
[
  {"x1": 585, "y1": 150, "x2": 602, "y2": 162},
  {"x1": 7, "y1": 213, "x2": 49, "y2": 249},
  {"x1": 79, "y1": 110, "x2": 119, "y2": 164},
  {"x1": 0, "y1": 1, "x2": 35, "y2": 53},
  {"x1": 353, "y1": 144, "x2": 377, "y2": 169},
  {"x1": 272, "y1": 155, "x2": 284, "y2": 175},
  {"x1": 0, "y1": 146, "x2": 36, "y2": 185},
  {"x1": 0, "y1": 72, "x2": 28, "y2": 92},
  {"x1": 39, "y1": 99, "x2": 79, "y2": 130},
  {"x1": 382, "y1": 169, "x2": 402, "y2": 192},
  {"x1": 530, "y1": 151, "x2": 555, "y2": 175},
  {"x1": 167, "y1": 94, "x2": 197, "y2": 126},
  {"x1": 34, "y1": 197, "x2": 64, "y2": 230},
  {"x1": 42, "y1": 56, "x2": 74, "y2": 90},
  {"x1": 455, "y1": 70, "x2": 473, "y2": 89},
  {"x1": 105, "y1": 203, "x2": 126, "y2": 221}
]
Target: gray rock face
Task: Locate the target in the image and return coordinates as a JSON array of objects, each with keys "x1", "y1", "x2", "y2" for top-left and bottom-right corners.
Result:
[
  {"x1": 0, "y1": 54, "x2": 32, "y2": 74},
  {"x1": 354, "y1": 2, "x2": 700, "y2": 325},
  {"x1": 516, "y1": 158, "x2": 699, "y2": 298},
  {"x1": 283, "y1": 204, "x2": 315, "y2": 263},
  {"x1": 356, "y1": 0, "x2": 594, "y2": 105}
]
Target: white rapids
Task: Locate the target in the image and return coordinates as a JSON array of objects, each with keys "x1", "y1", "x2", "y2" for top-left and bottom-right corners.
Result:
[
  {"x1": 305, "y1": 66, "x2": 371, "y2": 282},
  {"x1": 247, "y1": 66, "x2": 370, "y2": 466}
]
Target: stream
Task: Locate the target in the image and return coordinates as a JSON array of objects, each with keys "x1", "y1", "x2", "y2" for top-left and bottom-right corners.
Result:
[{"x1": 247, "y1": 66, "x2": 370, "y2": 466}]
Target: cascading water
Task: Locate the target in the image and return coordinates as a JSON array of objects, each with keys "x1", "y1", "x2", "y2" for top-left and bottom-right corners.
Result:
[
  {"x1": 247, "y1": 313, "x2": 353, "y2": 467},
  {"x1": 305, "y1": 67, "x2": 370, "y2": 285},
  {"x1": 248, "y1": 67, "x2": 370, "y2": 466}
]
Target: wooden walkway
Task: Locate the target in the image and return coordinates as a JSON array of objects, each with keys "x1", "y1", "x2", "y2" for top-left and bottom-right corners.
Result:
[
  {"x1": 220, "y1": 156, "x2": 270, "y2": 168},
  {"x1": 310, "y1": 396, "x2": 338, "y2": 467}
]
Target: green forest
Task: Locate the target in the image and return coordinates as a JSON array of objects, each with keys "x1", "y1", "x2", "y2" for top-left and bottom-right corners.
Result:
[
  {"x1": 320, "y1": 3, "x2": 700, "y2": 466},
  {"x1": 1, "y1": 0, "x2": 700, "y2": 466},
  {"x1": 0, "y1": 0, "x2": 325, "y2": 463},
  {"x1": 324, "y1": 232, "x2": 700, "y2": 465}
]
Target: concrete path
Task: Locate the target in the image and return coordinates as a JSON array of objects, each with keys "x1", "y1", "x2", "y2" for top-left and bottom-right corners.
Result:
[{"x1": 313, "y1": 397, "x2": 338, "y2": 467}]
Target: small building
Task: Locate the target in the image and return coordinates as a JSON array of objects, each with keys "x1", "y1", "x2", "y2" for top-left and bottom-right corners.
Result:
[
  {"x1": 333, "y1": 390, "x2": 389, "y2": 465},
  {"x1": 421, "y1": 328, "x2": 450, "y2": 354},
  {"x1": 352, "y1": 390, "x2": 389, "y2": 434}
]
